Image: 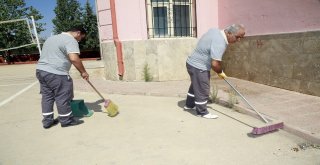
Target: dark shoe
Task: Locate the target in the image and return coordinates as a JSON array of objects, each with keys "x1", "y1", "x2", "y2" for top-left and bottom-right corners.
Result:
[
  {"x1": 43, "y1": 119, "x2": 59, "y2": 129},
  {"x1": 61, "y1": 119, "x2": 84, "y2": 128}
]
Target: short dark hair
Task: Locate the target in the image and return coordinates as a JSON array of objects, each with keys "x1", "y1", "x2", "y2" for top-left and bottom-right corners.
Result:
[{"x1": 67, "y1": 26, "x2": 87, "y2": 35}]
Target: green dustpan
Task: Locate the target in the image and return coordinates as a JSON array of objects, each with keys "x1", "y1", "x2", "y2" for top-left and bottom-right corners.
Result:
[{"x1": 71, "y1": 100, "x2": 94, "y2": 117}]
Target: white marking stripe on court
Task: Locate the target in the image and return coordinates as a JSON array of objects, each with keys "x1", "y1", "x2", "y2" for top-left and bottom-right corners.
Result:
[{"x1": 0, "y1": 81, "x2": 38, "y2": 107}]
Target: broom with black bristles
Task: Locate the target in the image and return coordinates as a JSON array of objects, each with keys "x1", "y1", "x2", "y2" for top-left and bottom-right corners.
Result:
[
  {"x1": 223, "y1": 78, "x2": 284, "y2": 135},
  {"x1": 86, "y1": 80, "x2": 119, "y2": 117}
]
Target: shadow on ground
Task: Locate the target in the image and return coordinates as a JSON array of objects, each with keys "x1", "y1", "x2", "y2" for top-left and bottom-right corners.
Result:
[
  {"x1": 85, "y1": 99, "x2": 104, "y2": 112},
  {"x1": 177, "y1": 99, "x2": 198, "y2": 117}
]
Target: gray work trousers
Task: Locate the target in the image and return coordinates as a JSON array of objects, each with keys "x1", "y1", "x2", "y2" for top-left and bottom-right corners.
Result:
[
  {"x1": 36, "y1": 69, "x2": 74, "y2": 126},
  {"x1": 186, "y1": 63, "x2": 210, "y2": 115}
]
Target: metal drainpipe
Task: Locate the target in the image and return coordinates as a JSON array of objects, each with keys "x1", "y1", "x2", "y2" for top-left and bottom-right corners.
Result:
[{"x1": 110, "y1": 0, "x2": 124, "y2": 80}]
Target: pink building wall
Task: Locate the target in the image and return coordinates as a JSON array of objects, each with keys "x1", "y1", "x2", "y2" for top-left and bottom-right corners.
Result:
[
  {"x1": 196, "y1": 0, "x2": 219, "y2": 37},
  {"x1": 96, "y1": 0, "x2": 112, "y2": 41},
  {"x1": 96, "y1": 0, "x2": 219, "y2": 41},
  {"x1": 218, "y1": 0, "x2": 320, "y2": 36},
  {"x1": 112, "y1": 0, "x2": 148, "y2": 41},
  {"x1": 96, "y1": 0, "x2": 320, "y2": 40},
  {"x1": 95, "y1": 0, "x2": 149, "y2": 41}
]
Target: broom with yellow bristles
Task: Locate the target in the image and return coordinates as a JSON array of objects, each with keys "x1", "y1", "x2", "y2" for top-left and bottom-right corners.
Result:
[{"x1": 86, "y1": 80, "x2": 119, "y2": 117}]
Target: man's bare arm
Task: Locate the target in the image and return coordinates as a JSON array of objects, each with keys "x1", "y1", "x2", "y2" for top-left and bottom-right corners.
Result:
[
  {"x1": 69, "y1": 53, "x2": 89, "y2": 80},
  {"x1": 211, "y1": 60, "x2": 223, "y2": 73}
]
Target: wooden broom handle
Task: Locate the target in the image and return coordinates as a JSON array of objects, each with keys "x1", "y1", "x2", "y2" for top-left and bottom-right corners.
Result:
[{"x1": 86, "y1": 80, "x2": 106, "y2": 100}]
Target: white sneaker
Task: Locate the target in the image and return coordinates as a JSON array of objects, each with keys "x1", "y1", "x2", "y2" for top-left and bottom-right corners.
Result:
[
  {"x1": 183, "y1": 106, "x2": 195, "y2": 110},
  {"x1": 199, "y1": 113, "x2": 218, "y2": 119}
]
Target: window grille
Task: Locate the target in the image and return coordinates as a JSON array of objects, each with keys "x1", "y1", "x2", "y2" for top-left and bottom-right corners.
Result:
[{"x1": 146, "y1": 0, "x2": 197, "y2": 38}]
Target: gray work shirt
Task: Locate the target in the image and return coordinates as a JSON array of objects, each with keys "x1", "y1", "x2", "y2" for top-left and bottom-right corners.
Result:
[
  {"x1": 187, "y1": 28, "x2": 228, "y2": 71},
  {"x1": 36, "y1": 32, "x2": 80, "y2": 75}
]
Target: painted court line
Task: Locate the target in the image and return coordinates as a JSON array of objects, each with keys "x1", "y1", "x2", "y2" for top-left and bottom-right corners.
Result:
[{"x1": 0, "y1": 81, "x2": 38, "y2": 108}]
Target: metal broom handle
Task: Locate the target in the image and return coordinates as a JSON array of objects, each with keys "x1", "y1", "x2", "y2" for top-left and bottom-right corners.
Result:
[{"x1": 223, "y1": 78, "x2": 269, "y2": 123}]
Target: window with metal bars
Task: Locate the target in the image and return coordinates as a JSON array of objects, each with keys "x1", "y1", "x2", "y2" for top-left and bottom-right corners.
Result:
[{"x1": 146, "y1": 0, "x2": 197, "y2": 38}]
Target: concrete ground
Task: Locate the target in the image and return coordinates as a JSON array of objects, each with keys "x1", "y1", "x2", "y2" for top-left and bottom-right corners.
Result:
[
  {"x1": 72, "y1": 61, "x2": 320, "y2": 144},
  {"x1": 0, "y1": 62, "x2": 319, "y2": 164}
]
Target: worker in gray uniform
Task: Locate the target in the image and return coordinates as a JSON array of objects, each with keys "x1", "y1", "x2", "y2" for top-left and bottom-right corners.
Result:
[
  {"x1": 36, "y1": 26, "x2": 89, "y2": 128},
  {"x1": 185, "y1": 24, "x2": 246, "y2": 119}
]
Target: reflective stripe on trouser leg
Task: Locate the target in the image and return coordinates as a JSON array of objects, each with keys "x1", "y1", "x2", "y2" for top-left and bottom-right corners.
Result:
[
  {"x1": 186, "y1": 63, "x2": 195, "y2": 108},
  {"x1": 186, "y1": 63, "x2": 210, "y2": 115},
  {"x1": 36, "y1": 70, "x2": 74, "y2": 125},
  {"x1": 55, "y1": 75, "x2": 74, "y2": 125},
  {"x1": 36, "y1": 70, "x2": 56, "y2": 126},
  {"x1": 185, "y1": 85, "x2": 195, "y2": 108}
]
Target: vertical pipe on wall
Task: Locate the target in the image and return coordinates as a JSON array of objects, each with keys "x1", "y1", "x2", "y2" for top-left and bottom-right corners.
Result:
[
  {"x1": 193, "y1": 0, "x2": 197, "y2": 37},
  {"x1": 110, "y1": 0, "x2": 125, "y2": 79}
]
